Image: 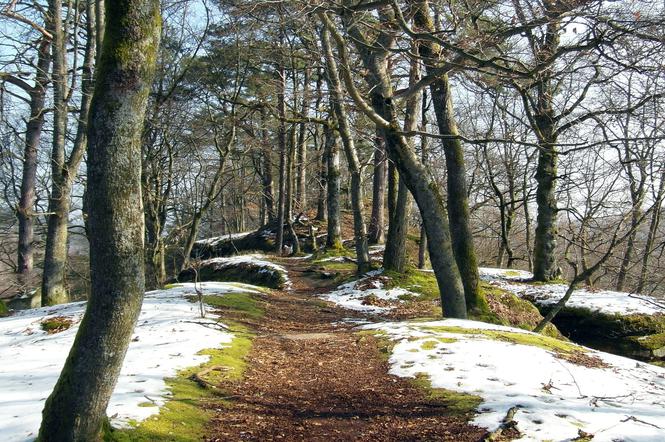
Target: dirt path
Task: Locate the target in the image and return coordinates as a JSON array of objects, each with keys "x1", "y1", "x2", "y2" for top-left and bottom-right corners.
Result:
[{"x1": 204, "y1": 260, "x2": 486, "y2": 441}]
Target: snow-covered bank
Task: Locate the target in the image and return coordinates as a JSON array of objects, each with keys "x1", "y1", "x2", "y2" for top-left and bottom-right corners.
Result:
[
  {"x1": 322, "y1": 270, "x2": 416, "y2": 313},
  {"x1": 179, "y1": 254, "x2": 291, "y2": 290},
  {"x1": 365, "y1": 319, "x2": 665, "y2": 441},
  {"x1": 0, "y1": 282, "x2": 261, "y2": 442},
  {"x1": 479, "y1": 267, "x2": 665, "y2": 316}
]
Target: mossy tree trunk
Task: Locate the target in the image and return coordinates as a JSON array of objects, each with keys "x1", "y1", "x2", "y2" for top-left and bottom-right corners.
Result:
[
  {"x1": 417, "y1": 91, "x2": 429, "y2": 269},
  {"x1": 413, "y1": 3, "x2": 484, "y2": 312},
  {"x1": 38, "y1": 0, "x2": 160, "y2": 439},
  {"x1": 321, "y1": 25, "x2": 370, "y2": 271}
]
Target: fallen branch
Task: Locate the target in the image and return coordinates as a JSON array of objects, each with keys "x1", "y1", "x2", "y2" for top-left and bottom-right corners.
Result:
[{"x1": 188, "y1": 365, "x2": 231, "y2": 389}]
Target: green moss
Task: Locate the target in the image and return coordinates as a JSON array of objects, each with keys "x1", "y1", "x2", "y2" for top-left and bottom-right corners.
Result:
[
  {"x1": 530, "y1": 277, "x2": 569, "y2": 286},
  {"x1": 627, "y1": 333, "x2": 665, "y2": 351},
  {"x1": 311, "y1": 247, "x2": 354, "y2": 263},
  {"x1": 410, "y1": 374, "x2": 482, "y2": 415},
  {"x1": 0, "y1": 301, "x2": 8, "y2": 316},
  {"x1": 420, "y1": 340, "x2": 438, "y2": 350},
  {"x1": 137, "y1": 402, "x2": 158, "y2": 408},
  {"x1": 383, "y1": 267, "x2": 439, "y2": 301},
  {"x1": 422, "y1": 325, "x2": 582, "y2": 356},
  {"x1": 40, "y1": 316, "x2": 74, "y2": 334},
  {"x1": 201, "y1": 293, "x2": 264, "y2": 319},
  {"x1": 318, "y1": 261, "x2": 357, "y2": 272},
  {"x1": 473, "y1": 283, "x2": 563, "y2": 339},
  {"x1": 105, "y1": 323, "x2": 254, "y2": 442},
  {"x1": 105, "y1": 289, "x2": 263, "y2": 441}
]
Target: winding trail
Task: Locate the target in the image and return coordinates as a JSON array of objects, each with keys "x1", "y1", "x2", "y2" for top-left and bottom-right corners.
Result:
[{"x1": 204, "y1": 259, "x2": 485, "y2": 441}]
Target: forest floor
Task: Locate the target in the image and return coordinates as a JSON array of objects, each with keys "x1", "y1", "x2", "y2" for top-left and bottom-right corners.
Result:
[{"x1": 203, "y1": 260, "x2": 487, "y2": 442}]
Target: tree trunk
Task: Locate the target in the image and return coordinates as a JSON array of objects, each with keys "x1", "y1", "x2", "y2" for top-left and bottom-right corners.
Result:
[
  {"x1": 285, "y1": 124, "x2": 296, "y2": 221},
  {"x1": 637, "y1": 170, "x2": 665, "y2": 293},
  {"x1": 42, "y1": 0, "x2": 96, "y2": 305},
  {"x1": 275, "y1": 62, "x2": 287, "y2": 254},
  {"x1": 413, "y1": 3, "x2": 483, "y2": 311},
  {"x1": 38, "y1": 0, "x2": 160, "y2": 439},
  {"x1": 17, "y1": 39, "x2": 50, "y2": 278},
  {"x1": 532, "y1": 136, "x2": 560, "y2": 281},
  {"x1": 368, "y1": 131, "x2": 387, "y2": 244},
  {"x1": 321, "y1": 25, "x2": 370, "y2": 272},
  {"x1": 417, "y1": 90, "x2": 429, "y2": 269},
  {"x1": 324, "y1": 124, "x2": 342, "y2": 249},
  {"x1": 260, "y1": 109, "x2": 275, "y2": 222},
  {"x1": 41, "y1": 0, "x2": 70, "y2": 305},
  {"x1": 295, "y1": 68, "x2": 309, "y2": 212},
  {"x1": 384, "y1": 176, "x2": 410, "y2": 272},
  {"x1": 316, "y1": 139, "x2": 328, "y2": 221},
  {"x1": 384, "y1": 55, "x2": 420, "y2": 273}
]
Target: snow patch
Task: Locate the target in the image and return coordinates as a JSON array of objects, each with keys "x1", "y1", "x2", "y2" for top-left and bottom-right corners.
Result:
[
  {"x1": 321, "y1": 269, "x2": 416, "y2": 313},
  {"x1": 479, "y1": 267, "x2": 665, "y2": 316},
  {"x1": 0, "y1": 282, "x2": 260, "y2": 442},
  {"x1": 366, "y1": 319, "x2": 665, "y2": 441}
]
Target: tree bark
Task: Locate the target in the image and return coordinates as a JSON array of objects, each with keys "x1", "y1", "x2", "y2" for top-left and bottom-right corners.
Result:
[
  {"x1": 41, "y1": 0, "x2": 70, "y2": 305},
  {"x1": 368, "y1": 131, "x2": 387, "y2": 244},
  {"x1": 384, "y1": 54, "x2": 420, "y2": 273},
  {"x1": 38, "y1": 0, "x2": 160, "y2": 439},
  {"x1": 275, "y1": 61, "x2": 287, "y2": 254},
  {"x1": 17, "y1": 38, "x2": 50, "y2": 278},
  {"x1": 324, "y1": 124, "x2": 342, "y2": 249},
  {"x1": 321, "y1": 24, "x2": 370, "y2": 272},
  {"x1": 295, "y1": 68, "x2": 309, "y2": 212},
  {"x1": 413, "y1": 2, "x2": 483, "y2": 311}
]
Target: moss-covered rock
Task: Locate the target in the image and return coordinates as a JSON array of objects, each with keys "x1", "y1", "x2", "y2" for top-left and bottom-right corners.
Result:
[
  {"x1": 533, "y1": 304, "x2": 665, "y2": 361},
  {"x1": 0, "y1": 300, "x2": 8, "y2": 316},
  {"x1": 476, "y1": 283, "x2": 562, "y2": 338},
  {"x1": 178, "y1": 257, "x2": 287, "y2": 289}
]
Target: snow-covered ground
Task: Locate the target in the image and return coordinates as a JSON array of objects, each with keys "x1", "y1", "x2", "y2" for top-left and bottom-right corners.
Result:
[
  {"x1": 479, "y1": 267, "x2": 665, "y2": 316},
  {"x1": 0, "y1": 282, "x2": 261, "y2": 442},
  {"x1": 322, "y1": 269, "x2": 416, "y2": 313},
  {"x1": 365, "y1": 319, "x2": 665, "y2": 441}
]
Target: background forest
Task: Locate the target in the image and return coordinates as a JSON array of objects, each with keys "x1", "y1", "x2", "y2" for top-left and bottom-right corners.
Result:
[{"x1": 1, "y1": 0, "x2": 664, "y2": 308}]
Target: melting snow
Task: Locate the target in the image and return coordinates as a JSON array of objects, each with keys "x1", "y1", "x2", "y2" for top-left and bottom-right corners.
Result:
[
  {"x1": 479, "y1": 267, "x2": 665, "y2": 316},
  {"x1": 0, "y1": 282, "x2": 260, "y2": 442},
  {"x1": 365, "y1": 319, "x2": 665, "y2": 441},
  {"x1": 322, "y1": 269, "x2": 416, "y2": 313}
]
